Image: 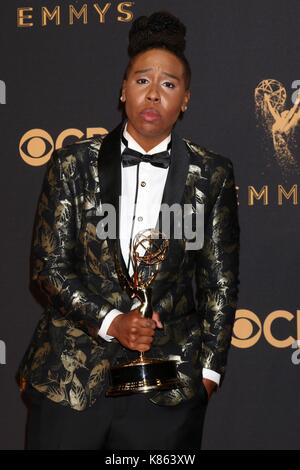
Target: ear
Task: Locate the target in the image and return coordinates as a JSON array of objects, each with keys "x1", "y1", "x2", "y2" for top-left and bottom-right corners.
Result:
[
  {"x1": 121, "y1": 79, "x2": 127, "y2": 100},
  {"x1": 181, "y1": 90, "x2": 191, "y2": 112},
  {"x1": 184, "y1": 90, "x2": 191, "y2": 106}
]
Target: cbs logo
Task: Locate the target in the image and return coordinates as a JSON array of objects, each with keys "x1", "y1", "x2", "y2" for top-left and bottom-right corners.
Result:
[
  {"x1": 232, "y1": 309, "x2": 300, "y2": 348},
  {"x1": 19, "y1": 127, "x2": 108, "y2": 166}
]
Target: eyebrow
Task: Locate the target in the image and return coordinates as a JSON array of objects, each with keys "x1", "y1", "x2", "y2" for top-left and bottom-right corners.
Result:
[{"x1": 133, "y1": 68, "x2": 180, "y2": 81}]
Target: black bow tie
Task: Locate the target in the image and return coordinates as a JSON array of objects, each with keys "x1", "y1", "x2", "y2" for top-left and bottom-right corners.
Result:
[{"x1": 121, "y1": 134, "x2": 171, "y2": 169}]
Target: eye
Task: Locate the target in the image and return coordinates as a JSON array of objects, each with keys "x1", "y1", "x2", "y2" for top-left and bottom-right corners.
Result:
[
  {"x1": 163, "y1": 81, "x2": 175, "y2": 88},
  {"x1": 136, "y1": 78, "x2": 148, "y2": 84}
]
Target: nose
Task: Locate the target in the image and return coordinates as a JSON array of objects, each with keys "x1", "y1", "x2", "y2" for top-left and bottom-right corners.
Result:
[{"x1": 146, "y1": 83, "x2": 161, "y2": 103}]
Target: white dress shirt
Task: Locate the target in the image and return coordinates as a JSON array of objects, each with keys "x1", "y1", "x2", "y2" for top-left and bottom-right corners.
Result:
[{"x1": 98, "y1": 121, "x2": 220, "y2": 385}]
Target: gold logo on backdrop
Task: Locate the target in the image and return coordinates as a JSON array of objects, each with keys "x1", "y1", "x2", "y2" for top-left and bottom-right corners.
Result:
[
  {"x1": 17, "y1": 3, "x2": 135, "y2": 27},
  {"x1": 255, "y1": 79, "x2": 300, "y2": 176},
  {"x1": 232, "y1": 309, "x2": 300, "y2": 349},
  {"x1": 247, "y1": 184, "x2": 298, "y2": 205},
  {"x1": 19, "y1": 127, "x2": 107, "y2": 166}
]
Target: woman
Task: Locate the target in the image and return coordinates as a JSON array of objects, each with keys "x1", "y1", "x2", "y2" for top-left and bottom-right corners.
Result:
[{"x1": 18, "y1": 11, "x2": 239, "y2": 450}]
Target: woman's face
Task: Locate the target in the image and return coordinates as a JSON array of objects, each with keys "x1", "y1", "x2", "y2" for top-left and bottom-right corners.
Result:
[{"x1": 121, "y1": 48, "x2": 190, "y2": 145}]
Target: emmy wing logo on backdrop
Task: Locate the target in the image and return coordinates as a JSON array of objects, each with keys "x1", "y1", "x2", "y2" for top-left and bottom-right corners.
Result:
[{"x1": 255, "y1": 79, "x2": 300, "y2": 176}]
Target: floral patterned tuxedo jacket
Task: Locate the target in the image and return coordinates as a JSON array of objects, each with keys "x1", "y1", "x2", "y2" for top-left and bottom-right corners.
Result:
[{"x1": 17, "y1": 120, "x2": 240, "y2": 410}]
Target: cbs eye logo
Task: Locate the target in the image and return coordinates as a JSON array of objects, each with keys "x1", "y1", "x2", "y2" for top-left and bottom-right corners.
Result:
[
  {"x1": 19, "y1": 127, "x2": 108, "y2": 166},
  {"x1": 232, "y1": 309, "x2": 300, "y2": 348}
]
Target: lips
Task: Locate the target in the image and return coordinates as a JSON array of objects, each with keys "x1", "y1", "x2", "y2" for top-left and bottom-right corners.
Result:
[{"x1": 140, "y1": 108, "x2": 161, "y2": 122}]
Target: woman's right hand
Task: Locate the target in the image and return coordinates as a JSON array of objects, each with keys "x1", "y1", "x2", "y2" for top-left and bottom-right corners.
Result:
[{"x1": 107, "y1": 308, "x2": 162, "y2": 352}]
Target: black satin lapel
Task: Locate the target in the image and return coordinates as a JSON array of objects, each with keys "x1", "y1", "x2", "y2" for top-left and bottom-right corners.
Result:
[
  {"x1": 97, "y1": 120, "x2": 124, "y2": 222},
  {"x1": 154, "y1": 130, "x2": 190, "y2": 237},
  {"x1": 161, "y1": 131, "x2": 190, "y2": 208},
  {"x1": 97, "y1": 120, "x2": 131, "y2": 283},
  {"x1": 146, "y1": 131, "x2": 190, "y2": 271}
]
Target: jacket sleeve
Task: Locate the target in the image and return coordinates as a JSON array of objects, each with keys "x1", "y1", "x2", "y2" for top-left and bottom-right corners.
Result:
[
  {"x1": 31, "y1": 147, "x2": 114, "y2": 337},
  {"x1": 195, "y1": 159, "x2": 240, "y2": 380}
]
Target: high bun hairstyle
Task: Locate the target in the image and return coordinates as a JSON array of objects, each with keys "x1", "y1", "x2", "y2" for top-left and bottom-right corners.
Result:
[{"x1": 124, "y1": 11, "x2": 191, "y2": 90}]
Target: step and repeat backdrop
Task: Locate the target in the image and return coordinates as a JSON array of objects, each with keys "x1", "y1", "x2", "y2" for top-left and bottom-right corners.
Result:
[{"x1": 1, "y1": 0, "x2": 300, "y2": 449}]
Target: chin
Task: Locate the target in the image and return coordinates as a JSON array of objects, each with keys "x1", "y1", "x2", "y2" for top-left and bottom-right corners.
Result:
[{"x1": 137, "y1": 121, "x2": 161, "y2": 134}]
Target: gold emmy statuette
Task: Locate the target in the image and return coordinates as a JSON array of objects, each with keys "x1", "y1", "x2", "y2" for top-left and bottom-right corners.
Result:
[{"x1": 106, "y1": 229, "x2": 182, "y2": 396}]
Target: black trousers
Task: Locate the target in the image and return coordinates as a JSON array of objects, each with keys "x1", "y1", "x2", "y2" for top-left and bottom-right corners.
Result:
[{"x1": 25, "y1": 386, "x2": 208, "y2": 450}]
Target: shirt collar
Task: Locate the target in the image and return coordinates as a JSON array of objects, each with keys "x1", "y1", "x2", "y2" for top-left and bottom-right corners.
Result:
[{"x1": 122, "y1": 120, "x2": 171, "y2": 155}]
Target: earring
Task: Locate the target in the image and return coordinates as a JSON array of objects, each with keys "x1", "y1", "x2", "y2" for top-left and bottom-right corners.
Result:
[{"x1": 120, "y1": 96, "x2": 125, "y2": 102}]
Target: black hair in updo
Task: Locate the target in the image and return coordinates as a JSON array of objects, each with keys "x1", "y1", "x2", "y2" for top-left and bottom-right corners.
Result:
[{"x1": 124, "y1": 11, "x2": 191, "y2": 90}]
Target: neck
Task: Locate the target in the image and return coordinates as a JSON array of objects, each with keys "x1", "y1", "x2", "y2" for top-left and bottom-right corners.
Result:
[{"x1": 126, "y1": 121, "x2": 171, "y2": 152}]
